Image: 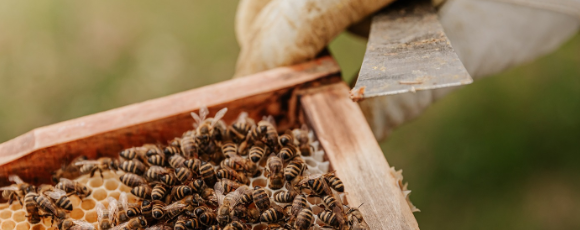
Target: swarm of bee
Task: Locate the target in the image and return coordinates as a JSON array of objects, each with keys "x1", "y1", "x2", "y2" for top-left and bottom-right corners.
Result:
[{"x1": 0, "y1": 107, "x2": 369, "y2": 230}]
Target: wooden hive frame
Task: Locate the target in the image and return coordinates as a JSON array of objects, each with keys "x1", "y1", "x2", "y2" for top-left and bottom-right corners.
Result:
[{"x1": 0, "y1": 56, "x2": 419, "y2": 229}]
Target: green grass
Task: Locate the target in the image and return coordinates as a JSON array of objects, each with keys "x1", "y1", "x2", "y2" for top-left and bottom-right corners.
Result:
[{"x1": 0, "y1": 2, "x2": 578, "y2": 229}]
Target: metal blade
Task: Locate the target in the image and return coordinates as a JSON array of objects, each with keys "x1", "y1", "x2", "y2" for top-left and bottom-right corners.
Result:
[{"x1": 351, "y1": 0, "x2": 472, "y2": 101}]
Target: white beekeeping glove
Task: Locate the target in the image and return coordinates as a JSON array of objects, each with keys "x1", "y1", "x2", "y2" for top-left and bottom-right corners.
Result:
[{"x1": 234, "y1": 0, "x2": 580, "y2": 141}]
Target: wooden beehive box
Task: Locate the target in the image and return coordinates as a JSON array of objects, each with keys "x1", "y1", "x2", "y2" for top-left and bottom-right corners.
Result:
[{"x1": 0, "y1": 57, "x2": 419, "y2": 229}]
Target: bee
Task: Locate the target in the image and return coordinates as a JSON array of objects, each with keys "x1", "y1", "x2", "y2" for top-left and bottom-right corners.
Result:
[
  {"x1": 1, "y1": 175, "x2": 35, "y2": 205},
  {"x1": 52, "y1": 155, "x2": 86, "y2": 183},
  {"x1": 174, "y1": 215, "x2": 191, "y2": 230},
  {"x1": 279, "y1": 145, "x2": 299, "y2": 162},
  {"x1": 200, "y1": 161, "x2": 217, "y2": 187},
  {"x1": 266, "y1": 155, "x2": 283, "y2": 176},
  {"x1": 44, "y1": 188, "x2": 73, "y2": 211},
  {"x1": 206, "y1": 225, "x2": 220, "y2": 230},
  {"x1": 119, "y1": 145, "x2": 157, "y2": 161},
  {"x1": 193, "y1": 205, "x2": 213, "y2": 217},
  {"x1": 167, "y1": 147, "x2": 187, "y2": 169},
  {"x1": 111, "y1": 216, "x2": 147, "y2": 230},
  {"x1": 267, "y1": 223, "x2": 291, "y2": 230},
  {"x1": 217, "y1": 167, "x2": 249, "y2": 185},
  {"x1": 252, "y1": 186, "x2": 270, "y2": 211},
  {"x1": 96, "y1": 202, "x2": 113, "y2": 229},
  {"x1": 131, "y1": 185, "x2": 152, "y2": 199},
  {"x1": 284, "y1": 157, "x2": 305, "y2": 182},
  {"x1": 76, "y1": 157, "x2": 119, "y2": 179},
  {"x1": 295, "y1": 207, "x2": 314, "y2": 230},
  {"x1": 163, "y1": 201, "x2": 188, "y2": 220},
  {"x1": 298, "y1": 173, "x2": 334, "y2": 195},
  {"x1": 119, "y1": 173, "x2": 147, "y2": 187},
  {"x1": 273, "y1": 190, "x2": 297, "y2": 203},
  {"x1": 159, "y1": 172, "x2": 178, "y2": 186},
  {"x1": 56, "y1": 178, "x2": 91, "y2": 198},
  {"x1": 119, "y1": 160, "x2": 146, "y2": 175},
  {"x1": 319, "y1": 210, "x2": 345, "y2": 229},
  {"x1": 151, "y1": 183, "x2": 169, "y2": 201},
  {"x1": 222, "y1": 155, "x2": 258, "y2": 177},
  {"x1": 325, "y1": 173, "x2": 345, "y2": 192},
  {"x1": 251, "y1": 116, "x2": 278, "y2": 150},
  {"x1": 184, "y1": 158, "x2": 201, "y2": 175},
  {"x1": 58, "y1": 219, "x2": 95, "y2": 230},
  {"x1": 184, "y1": 217, "x2": 201, "y2": 230},
  {"x1": 218, "y1": 179, "x2": 243, "y2": 193},
  {"x1": 180, "y1": 134, "x2": 199, "y2": 158},
  {"x1": 140, "y1": 199, "x2": 153, "y2": 217},
  {"x1": 107, "y1": 195, "x2": 130, "y2": 225},
  {"x1": 145, "y1": 166, "x2": 169, "y2": 181},
  {"x1": 216, "y1": 185, "x2": 250, "y2": 226},
  {"x1": 221, "y1": 141, "x2": 238, "y2": 158},
  {"x1": 346, "y1": 204, "x2": 370, "y2": 230},
  {"x1": 249, "y1": 140, "x2": 268, "y2": 163},
  {"x1": 229, "y1": 112, "x2": 255, "y2": 143},
  {"x1": 323, "y1": 195, "x2": 338, "y2": 210},
  {"x1": 24, "y1": 192, "x2": 42, "y2": 224},
  {"x1": 175, "y1": 167, "x2": 194, "y2": 183},
  {"x1": 191, "y1": 106, "x2": 228, "y2": 146},
  {"x1": 224, "y1": 221, "x2": 247, "y2": 230},
  {"x1": 295, "y1": 124, "x2": 313, "y2": 156},
  {"x1": 171, "y1": 185, "x2": 193, "y2": 200},
  {"x1": 291, "y1": 194, "x2": 308, "y2": 217},
  {"x1": 279, "y1": 130, "x2": 294, "y2": 146},
  {"x1": 260, "y1": 203, "x2": 285, "y2": 223},
  {"x1": 231, "y1": 203, "x2": 247, "y2": 220},
  {"x1": 198, "y1": 208, "x2": 218, "y2": 226},
  {"x1": 147, "y1": 154, "x2": 167, "y2": 166},
  {"x1": 246, "y1": 207, "x2": 261, "y2": 223},
  {"x1": 151, "y1": 200, "x2": 166, "y2": 219}
]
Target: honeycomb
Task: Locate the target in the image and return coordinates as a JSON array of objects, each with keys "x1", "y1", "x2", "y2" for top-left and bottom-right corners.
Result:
[{"x1": 0, "y1": 129, "x2": 345, "y2": 230}]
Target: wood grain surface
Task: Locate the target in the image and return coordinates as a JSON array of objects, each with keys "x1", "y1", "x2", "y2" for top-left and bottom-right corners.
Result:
[
  {"x1": 302, "y1": 83, "x2": 420, "y2": 230},
  {"x1": 0, "y1": 57, "x2": 339, "y2": 186}
]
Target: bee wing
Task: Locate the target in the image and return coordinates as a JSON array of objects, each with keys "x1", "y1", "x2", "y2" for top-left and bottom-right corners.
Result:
[
  {"x1": 71, "y1": 220, "x2": 94, "y2": 230},
  {"x1": 111, "y1": 221, "x2": 129, "y2": 230},
  {"x1": 74, "y1": 160, "x2": 99, "y2": 166},
  {"x1": 263, "y1": 115, "x2": 277, "y2": 129},
  {"x1": 96, "y1": 202, "x2": 106, "y2": 224},
  {"x1": 199, "y1": 106, "x2": 209, "y2": 121},
  {"x1": 119, "y1": 192, "x2": 129, "y2": 211},
  {"x1": 0, "y1": 186, "x2": 17, "y2": 191},
  {"x1": 8, "y1": 175, "x2": 24, "y2": 184},
  {"x1": 45, "y1": 188, "x2": 66, "y2": 199},
  {"x1": 211, "y1": 107, "x2": 228, "y2": 126},
  {"x1": 300, "y1": 123, "x2": 309, "y2": 132},
  {"x1": 162, "y1": 202, "x2": 187, "y2": 211},
  {"x1": 237, "y1": 112, "x2": 248, "y2": 123},
  {"x1": 214, "y1": 181, "x2": 225, "y2": 205},
  {"x1": 191, "y1": 112, "x2": 202, "y2": 128},
  {"x1": 107, "y1": 197, "x2": 118, "y2": 220}
]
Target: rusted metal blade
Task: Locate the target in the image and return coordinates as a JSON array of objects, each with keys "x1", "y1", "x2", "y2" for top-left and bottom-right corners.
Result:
[{"x1": 351, "y1": 0, "x2": 472, "y2": 101}]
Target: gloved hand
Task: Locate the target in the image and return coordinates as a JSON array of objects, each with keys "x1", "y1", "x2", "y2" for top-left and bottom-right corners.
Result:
[{"x1": 234, "y1": 0, "x2": 580, "y2": 141}]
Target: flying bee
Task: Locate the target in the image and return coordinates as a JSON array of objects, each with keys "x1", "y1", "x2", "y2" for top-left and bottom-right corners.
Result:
[
  {"x1": 76, "y1": 157, "x2": 119, "y2": 179},
  {"x1": 346, "y1": 204, "x2": 370, "y2": 230},
  {"x1": 251, "y1": 116, "x2": 279, "y2": 150},
  {"x1": 119, "y1": 173, "x2": 147, "y2": 187},
  {"x1": 252, "y1": 186, "x2": 270, "y2": 211},
  {"x1": 229, "y1": 112, "x2": 255, "y2": 143},
  {"x1": 52, "y1": 155, "x2": 86, "y2": 183},
  {"x1": 249, "y1": 140, "x2": 268, "y2": 163},
  {"x1": 284, "y1": 157, "x2": 305, "y2": 182},
  {"x1": 58, "y1": 219, "x2": 95, "y2": 230},
  {"x1": 24, "y1": 192, "x2": 42, "y2": 224},
  {"x1": 273, "y1": 190, "x2": 297, "y2": 203},
  {"x1": 279, "y1": 129, "x2": 295, "y2": 146},
  {"x1": 171, "y1": 185, "x2": 193, "y2": 200},
  {"x1": 56, "y1": 178, "x2": 91, "y2": 198},
  {"x1": 111, "y1": 216, "x2": 147, "y2": 230},
  {"x1": 200, "y1": 161, "x2": 217, "y2": 187},
  {"x1": 295, "y1": 207, "x2": 314, "y2": 230},
  {"x1": 295, "y1": 124, "x2": 313, "y2": 156},
  {"x1": 175, "y1": 167, "x2": 194, "y2": 183},
  {"x1": 119, "y1": 159, "x2": 146, "y2": 175},
  {"x1": 1, "y1": 175, "x2": 35, "y2": 205},
  {"x1": 44, "y1": 188, "x2": 73, "y2": 211},
  {"x1": 96, "y1": 202, "x2": 113, "y2": 230},
  {"x1": 145, "y1": 165, "x2": 169, "y2": 181},
  {"x1": 151, "y1": 183, "x2": 169, "y2": 201},
  {"x1": 260, "y1": 203, "x2": 285, "y2": 223},
  {"x1": 279, "y1": 145, "x2": 299, "y2": 162},
  {"x1": 191, "y1": 106, "x2": 228, "y2": 146},
  {"x1": 221, "y1": 141, "x2": 238, "y2": 158}
]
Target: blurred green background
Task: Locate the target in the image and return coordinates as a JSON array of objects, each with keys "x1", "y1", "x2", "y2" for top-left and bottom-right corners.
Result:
[{"x1": 0, "y1": 1, "x2": 578, "y2": 230}]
